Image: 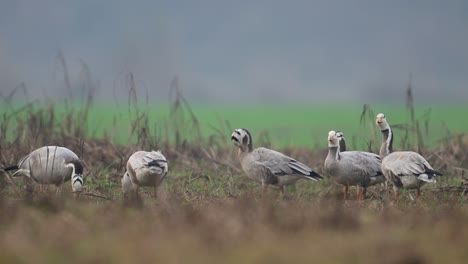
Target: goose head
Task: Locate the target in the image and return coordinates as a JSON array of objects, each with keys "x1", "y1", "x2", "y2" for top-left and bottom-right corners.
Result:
[
  {"x1": 376, "y1": 113, "x2": 390, "y2": 130},
  {"x1": 328, "y1": 130, "x2": 339, "y2": 148},
  {"x1": 65, "y1": 161, "x2": 84, "y2": 193},
  {"x1": 231, "y1": 128, "x2": 253, "y2": 152},
  {"x1": 336, "y1": 131, "x2": 346, "y2": 151}
]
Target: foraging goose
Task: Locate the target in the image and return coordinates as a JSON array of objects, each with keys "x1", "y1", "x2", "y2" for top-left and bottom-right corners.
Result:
[
  {"x1": 324, "y1": 131, "x2": 384, "y2": 201},
  {"x1": 122, "y1": 150, "x2": 168, "y2": 198},
  {"x1": 376, "y1": 113, "x2": 442, "y2": 201},
  {"x1": 3, "y1": 146, "x2": 83, "y2": 192},
  {"x1": 231, "y1": 128, "x2": 322, "y2": 193}
]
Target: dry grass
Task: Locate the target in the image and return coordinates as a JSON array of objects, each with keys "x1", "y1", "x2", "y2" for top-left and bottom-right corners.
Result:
[
  {"x1": 1, "y1": 72, "x2": 468, "y2": 263},
  {"x1": 1, "y1": 191, "x2": 468, "y2": 264},
  {"x1": 0, "y1": 105, "x2": 467, "y2": 263}
]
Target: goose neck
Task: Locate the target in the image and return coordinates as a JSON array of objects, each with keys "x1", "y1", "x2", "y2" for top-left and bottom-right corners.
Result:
[
  {"x1": 327, "y1": 146, "x2": 340, "y2": 161},
  {"x1": 380, "y1": 127, "x2": 393, "y2": 158}
]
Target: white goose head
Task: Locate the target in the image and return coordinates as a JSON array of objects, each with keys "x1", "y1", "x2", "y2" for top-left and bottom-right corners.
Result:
[
  {"x1": 327, "y1": 130, "x2": 340, "y2": 148},
  {"x1": 376, "y1": 113, "x2": 390, "y2": 131},
  {"x1": 231, "y1": 128, "x2": 253, "y2": 152}
]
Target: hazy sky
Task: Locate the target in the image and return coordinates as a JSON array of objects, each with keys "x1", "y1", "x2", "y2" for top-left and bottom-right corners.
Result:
[{"x1": 1, "y1": 0, "x2": 467, "y2": 103}]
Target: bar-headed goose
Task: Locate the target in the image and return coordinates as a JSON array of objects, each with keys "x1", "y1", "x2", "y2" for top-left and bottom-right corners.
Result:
[
  {"x1": 3, "y1": 146, "x2": 84, "y2": 193},
  {"x1": 122, "y1": 150, "x2": 168, "y2": 198},
  {"x1": 324, "y1": 131, "x2": 384, "y2": 201},
  {"x1": 231, "y1": 128, "x2": 322, "y2": 194},
  {"x1": 376, "y1": 113, "x2": 442, "y2": 201}
]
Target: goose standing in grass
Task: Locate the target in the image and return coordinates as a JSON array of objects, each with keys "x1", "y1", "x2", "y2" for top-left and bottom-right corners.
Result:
[
  {"x1": 324, "y1": 131, "x2": 384, "y2": 201},
  {"x1": 3, "y1": 146, "x2": 84, "y2": 193},
  {"x1": 376, "y1": 113, "x2": 442, "y2": 202},
  {"x1": 122, "y1": 150, "x2": 168, "y2": 198},
  {"x1": 336, "y1": 130, "x2": 381, "y2": 198},
  {"x1": 231, "y1": 128, "x2": 322, "y2": 194}
]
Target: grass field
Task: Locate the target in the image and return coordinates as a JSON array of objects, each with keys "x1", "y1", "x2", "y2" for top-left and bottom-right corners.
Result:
[
  {"x1": 1, "y1": 93, "x2": 468, "y2": 263},
  {"x1": 2, "y1": 101, "x2": 467, "y2": 149}
]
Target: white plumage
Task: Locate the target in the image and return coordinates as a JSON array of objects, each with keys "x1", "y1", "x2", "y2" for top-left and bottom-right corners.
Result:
[
  {"x1": 4, "y1": 146, "x2": 84, "y2": 192},
  {"x1": 122, "y1": 150, "x2": 168, "y2": 198}
]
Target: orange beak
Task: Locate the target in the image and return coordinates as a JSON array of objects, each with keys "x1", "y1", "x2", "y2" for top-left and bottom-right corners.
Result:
[{"x1": 376, "y1": 117, "x2": 382, "y2": 123}]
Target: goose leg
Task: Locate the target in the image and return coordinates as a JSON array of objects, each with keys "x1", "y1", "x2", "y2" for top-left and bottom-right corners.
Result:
[
  {"x1": 343, "y1": 185, "x2": 348, "y2": 201},
  {"x1": 357, "y1": 188, "x2": 363, "y2": 202},
  {"x1": 391, "y1": 185, "x2": 400, "y2": 203},
  {"x1": 394, "y1": 190, "x2": 399, "y2": 203},
  {"x1": 363, "y1": 188, "x2": 367, "y2": 199},
  {"x1": 416, "y1": 188, "x2": 421, "y2": 198}
]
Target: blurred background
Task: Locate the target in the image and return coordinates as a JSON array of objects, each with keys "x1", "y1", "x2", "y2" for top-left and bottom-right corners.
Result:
[
  {"x1": 0, "y1": 0, "x2": 467, "y2": 149},
  {"x1": 1, "y1": 0, "x2": 467, "y2": 103},
  {"x1": 1, "y1": 3, "x2": 468, "y2": 263}
]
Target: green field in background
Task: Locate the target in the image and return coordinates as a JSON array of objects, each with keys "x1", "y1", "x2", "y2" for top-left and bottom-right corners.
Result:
[{"x1": 2, "y1": 102, "x2": 467, "y2": 149}]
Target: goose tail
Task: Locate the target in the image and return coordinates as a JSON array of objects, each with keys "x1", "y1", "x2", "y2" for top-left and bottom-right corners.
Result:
[
  {"x1": 3, "y1": 165, "x2": 18, "y2": 172},
  {"x1": 304, "y1": 171, "x2": 323, "y2": 181}
]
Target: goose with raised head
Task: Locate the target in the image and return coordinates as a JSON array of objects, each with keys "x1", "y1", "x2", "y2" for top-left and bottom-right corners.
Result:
[
  {"x1": 376, "y1": 113, "x2": 442, "y2": 202},
  {"x1": 122, "y1": 150, "x2": 168, "y2": 198},
  {"x1": 3, "y1": 146, "x2": 84, "y2": 193},
  {"x1": 324, "y1": 131, "x2": 384, "y2": 201},
  {"x1": 231, "y1": 128, "x2": 322, "y2": 194}
]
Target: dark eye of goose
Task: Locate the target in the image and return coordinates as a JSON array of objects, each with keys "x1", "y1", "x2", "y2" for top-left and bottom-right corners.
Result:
[{"x1": 235, "y1": 130, "x2": 241, "y2": 135}]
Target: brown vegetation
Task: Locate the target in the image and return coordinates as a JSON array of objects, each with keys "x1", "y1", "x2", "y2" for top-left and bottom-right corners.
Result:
[{"x1": 1, "y1": 74, "x2": 468, "y2": 263}]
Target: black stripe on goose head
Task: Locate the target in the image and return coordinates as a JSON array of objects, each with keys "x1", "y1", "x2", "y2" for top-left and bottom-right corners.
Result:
[
  {"x1": 73, "y1": 177, "x2": 83, "y2": 186},
  {"x1": 336, "y1": 131, "x2": 346, "y2": 152},
  {"x1": 240, "y1": 128, "x2": 253, "y2": 152}
]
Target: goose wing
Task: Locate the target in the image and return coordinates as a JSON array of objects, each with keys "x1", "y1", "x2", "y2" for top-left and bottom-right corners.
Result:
[
  {"x1": 253, "y1": 147, "x2": 322, "y2": 180},
  {"x1": 384, "y1": 152, "x2": 439, "y2": 176},
  {"x1": 340, "y1": 151, "x2": 382, "y2": 177},
  {"x1": 383, "y1": 152, "x2": 442, "y2": 185},
  {"x1": 131, "y1": 151, "x2": 168, "y2": 176}
]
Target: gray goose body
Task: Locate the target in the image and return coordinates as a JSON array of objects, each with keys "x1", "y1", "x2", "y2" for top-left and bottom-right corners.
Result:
[
  {"x1": 324, "y1": 131, "x2": 384, "y2": 200},
  {"x1": 231, "y1": 128, "x2": 322, "y2": 193},
  {"x1": 4, "y1": 146, "x2": 83, "y2": 192},
  {"x1": 376, "y1": 113, "x2": 442, "y2": 201},
  {"x1": 122, "y1": 150, "x2": 168, "y2": 197}
]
